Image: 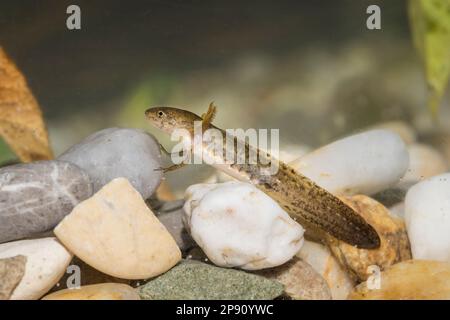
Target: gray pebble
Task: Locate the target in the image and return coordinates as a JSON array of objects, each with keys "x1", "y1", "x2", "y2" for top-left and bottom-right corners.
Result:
[
  {"x1": 0, "y1": 161, "x2": 93, "y2": 243},
  {"x1": 58, "y1": 128, "x2": 163, "y2": 199}
]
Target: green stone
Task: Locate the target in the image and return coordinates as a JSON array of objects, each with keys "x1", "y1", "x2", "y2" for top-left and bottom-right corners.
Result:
[{"x1": 138, "y1": 260, "x2": 284, "y2": 300}]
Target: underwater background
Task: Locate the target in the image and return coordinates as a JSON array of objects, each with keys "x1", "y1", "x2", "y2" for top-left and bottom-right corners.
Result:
[{"x1": 0, "y1": 0, "x2": 447, "y2": 192}]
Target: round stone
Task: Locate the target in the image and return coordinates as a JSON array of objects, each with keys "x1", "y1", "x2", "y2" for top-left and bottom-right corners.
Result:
[
  {"x1": 0, "y1": 160, "x2": 92, "y2": 244},
  {"x1": 290, "y1": 130, "x2": 409, "y2": 195},
  {"x1": 58, "y1": 127, "x2": 163, "y2": 199},
  {"x1": 183, "y1": 182, "x2": 304, "y2": 270},
  {"x1": 405, "y1": 173, "x2": 450, "y2": 261},
  {"x1": 349, "y1": 260, "x2": 450, "y2": 300},
  {"x1": 54, "y1": 178, "x2": 181, "y2": 280},
  {"x1": 326, "y1": 195, "x2": 411, "y2": 282}
]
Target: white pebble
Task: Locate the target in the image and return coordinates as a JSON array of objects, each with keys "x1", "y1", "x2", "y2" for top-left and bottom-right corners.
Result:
[
  {"x1": 290, "y1": 130, "x2": 409, "y2": 195},
  {"x1": 405, "y1": 173, "x2": 450, "y2": 261},
  {"x1": 183, "y1": 182, "x2": 304, "y2": 270},
  {"x1": 58, "y1": 128, "x2": 163, "y2": 199},
  {"x1": 0, "y1": 238, "x2": 72, "y2": 300}
]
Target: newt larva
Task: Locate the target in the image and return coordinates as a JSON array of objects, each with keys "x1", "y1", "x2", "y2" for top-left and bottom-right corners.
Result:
[{"x1": 145, "y1": 104, "x2": 380, "y2": 249}]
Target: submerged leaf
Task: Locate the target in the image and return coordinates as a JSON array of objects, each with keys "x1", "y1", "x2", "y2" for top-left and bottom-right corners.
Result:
[
  {"x1": 409, "y1": 0, "x2": 450, "y2": 116},
  {"x1": 0, "y1": 47, "x2": 53, "y2": 162}
]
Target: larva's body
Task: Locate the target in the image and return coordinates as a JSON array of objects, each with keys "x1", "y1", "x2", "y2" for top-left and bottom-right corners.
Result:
[{"x1": 146, "y1": 106, "x2": 380, "y2": 249}]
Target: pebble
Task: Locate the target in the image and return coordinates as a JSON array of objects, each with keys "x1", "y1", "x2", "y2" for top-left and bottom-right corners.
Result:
[
  {"x1": 58, "y1": 127, "x2": 162, "y2": 199},
  {"x1": 42, "y1": 283, "x2": 140, "y2": 300},
  {"x1": 256, "y1": 257, "x2": 331, "y2": 300},
  {"x1": 0, "y1": 160, "x2": 93, "y2": 243},
  {"x1": 326, "y1": 195, "x2": 411, "y2": 282},
  {"x1": 138, "y1": 260, "x2": 284, "y2": 300},
  {"x1": 348, "y1": 260, "x2": 450, "y2": 300},
  {"x1": 297, "y1": 240, "x2": 354, "y2": 300},
  {"x1": 397, "y1": 143, "x2": 448, "y2": 189},
  {"x1": 289, "y1": 130, "x2": 409, "y2": 195},
  {"x1": 405, "y1": 173, "x2": 450, "y2": 261},
  {"x1": 0, "y1": 255, "x2": 26, "y2": 300},
  {"x1": 183, "y1": 182, "x2": 304, "y2": 270},
  {"x1": 0, "y1": 237, "x2": 73, "y2": 300},
  {"x1": 54, "y1": 178, "x2": 181, "y2": 280}
]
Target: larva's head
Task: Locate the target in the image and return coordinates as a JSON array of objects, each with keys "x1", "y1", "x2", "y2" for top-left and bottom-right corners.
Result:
[{"x1": 145, "y1": 106, "x2": 202, "y2": 134}]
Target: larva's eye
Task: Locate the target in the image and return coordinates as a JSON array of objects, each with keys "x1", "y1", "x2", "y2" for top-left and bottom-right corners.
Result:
[{"x1": 157, "y1": 111, "x2": 165, "y2": 118}]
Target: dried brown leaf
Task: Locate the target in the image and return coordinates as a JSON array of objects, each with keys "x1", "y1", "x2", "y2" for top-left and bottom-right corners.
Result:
[{"x1": 0, "y1": 47, "x2": 53, "y2": 162}]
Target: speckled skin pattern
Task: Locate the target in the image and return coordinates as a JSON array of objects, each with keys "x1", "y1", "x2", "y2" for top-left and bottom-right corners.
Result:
[{"x1": 146, "y1": 107, "x2": 380, "y2": 249}]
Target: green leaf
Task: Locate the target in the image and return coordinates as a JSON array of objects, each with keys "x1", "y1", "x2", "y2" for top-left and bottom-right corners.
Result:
[
  {"x1": 0, "y1": 138, "x2": 17, "y2": 165},
  {"x1": 409, "y1": 0, "x2": 450, "y2": 116}
]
